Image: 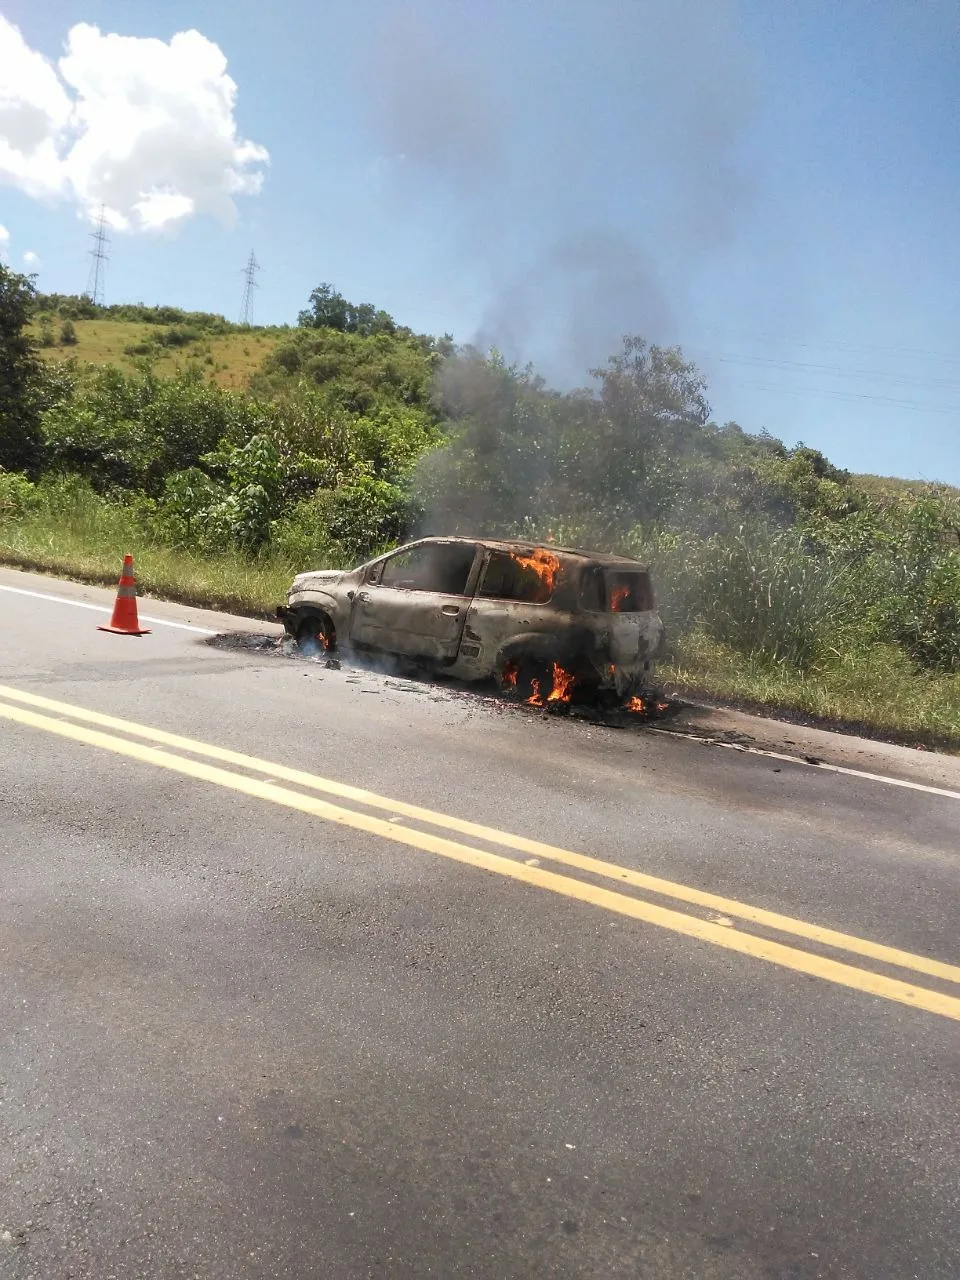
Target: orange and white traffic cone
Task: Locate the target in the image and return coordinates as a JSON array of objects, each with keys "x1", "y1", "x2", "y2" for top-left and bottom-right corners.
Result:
[{"x1": 98, "y1": 554, "x2": 151, "y2": 636}]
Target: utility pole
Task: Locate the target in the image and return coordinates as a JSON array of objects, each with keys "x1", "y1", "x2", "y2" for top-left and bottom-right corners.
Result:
[
  {"x1": 239, "y1": 250, "x2": 261, "y2": 326},
  {"x1": 85, "y1": 205, "x2": 109, "y2": 305}
]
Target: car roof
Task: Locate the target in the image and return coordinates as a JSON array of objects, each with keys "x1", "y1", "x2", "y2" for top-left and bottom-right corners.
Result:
[{"x1": 413, "y1": 535, "x2": 650, "y2": 571}]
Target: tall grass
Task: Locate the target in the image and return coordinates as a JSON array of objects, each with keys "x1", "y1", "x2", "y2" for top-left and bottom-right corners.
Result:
[
  {"x1": 0, "y1": 476, "x2": 305, "y2": 616},
  {"x1": 642, "y1": 525, "x2": 960, "y2": 746},
  {"x1": 664, "y1": 632, "x2": 960, "y2": 748},
  {"x1": 648, "y1": 526, "x2": 858, "y2": 670}
]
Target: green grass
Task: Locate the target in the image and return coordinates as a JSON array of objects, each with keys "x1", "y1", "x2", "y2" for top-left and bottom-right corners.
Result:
[
  {"x1": 30, "y1": 318, "x2": 284, "y2": 389},
  {"x1": 0, "y1": 495, "x2": 295, "y2": 616},
  {"x1": 663, "y1": 631, "x2": 960, "y2": 750}
]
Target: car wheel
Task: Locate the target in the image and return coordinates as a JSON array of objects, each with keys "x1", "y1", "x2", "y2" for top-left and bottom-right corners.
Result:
[
  {"x1": 499, "y1": 655, "x2": 553, "y2": 704},
  {"x1": 297, "y1": 612, "x2": 336, "y2": 656}
]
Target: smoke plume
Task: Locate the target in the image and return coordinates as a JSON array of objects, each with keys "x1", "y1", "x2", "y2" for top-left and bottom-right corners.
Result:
[{"x1": 365, "y1": 0, "x2": 756, "y2": 381}]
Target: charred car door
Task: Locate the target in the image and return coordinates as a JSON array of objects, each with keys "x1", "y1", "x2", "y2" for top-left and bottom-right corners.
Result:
[{"x1": 348, "y1": 541, "x2": 482, "y2": 661}]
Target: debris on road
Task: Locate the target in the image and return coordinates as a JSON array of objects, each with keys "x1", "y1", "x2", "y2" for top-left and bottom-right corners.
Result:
[{"x1": 207, "y1": 629, "x2": 681, "y2": 730}]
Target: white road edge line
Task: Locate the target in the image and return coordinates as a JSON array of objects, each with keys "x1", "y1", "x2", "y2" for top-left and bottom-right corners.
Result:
[
  {"x1": 646, "y1": 727, "x2": 960, "y2": 801},
  {"x1": 0, "y1": 583, "x2": 218, "y2": 635}
]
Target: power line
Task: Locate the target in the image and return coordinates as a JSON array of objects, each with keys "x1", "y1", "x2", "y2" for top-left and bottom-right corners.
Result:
[
  {"x1": 239, "y1": 250, "x2": 261, "y2": 326},
  {"x1": 726, "y1": 380, "x2": 959, "y2": 415},
  {"x1": 696, "y1": 351, "x2": 960, "y2": 393},
  {"x1": 85, "y1": 206, "x2": 109, "y2": 305},
  {"x1": 696, "y1": 326, "x2": 960, "y2": 368}
]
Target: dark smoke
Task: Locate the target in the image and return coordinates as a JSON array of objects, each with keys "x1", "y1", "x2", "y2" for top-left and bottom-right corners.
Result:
[
  {"x1": 476, "y1": 230, "x2": 673, "y2": 386},
  {"x1": 369, "y1": 11, "x2": 504, "y2": 198}
]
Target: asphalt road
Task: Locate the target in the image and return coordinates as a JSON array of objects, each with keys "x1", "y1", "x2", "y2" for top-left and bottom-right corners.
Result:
[{"x1": 1, "y1": 567, "x2": 958, "y2": 1280}]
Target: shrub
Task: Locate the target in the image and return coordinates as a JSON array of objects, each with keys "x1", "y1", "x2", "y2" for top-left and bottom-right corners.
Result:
[
  {"x1": 316, "y1": 474, "x2": 413, "y2": 561},
  {"x1": 0, "y1": 470, "x2": 40, "y2": 521},
  {"x1": 155, "y1": 326, "x2": 200, "y2": 348}
]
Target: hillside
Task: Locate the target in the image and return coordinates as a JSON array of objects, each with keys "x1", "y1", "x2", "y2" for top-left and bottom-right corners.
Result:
[
  {"x1": 852, "y1": 473, "x2": 960, "y2": 501},
  {"x1": 29, "y1": 307, "x2": 953, "y2": 498},
  {"x1": 29, "y1": 315, "x2": 286, "y2": 389}
]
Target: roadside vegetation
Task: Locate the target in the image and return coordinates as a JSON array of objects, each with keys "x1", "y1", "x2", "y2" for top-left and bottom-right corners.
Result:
[{"x1": 2, "y1": 265, "x2": 958, "y2": 747}]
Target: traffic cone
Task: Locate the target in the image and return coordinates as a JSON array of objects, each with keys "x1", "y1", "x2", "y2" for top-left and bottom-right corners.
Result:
[{"x1": 98, "y1": 554, "x2": 151, "y2": 636}]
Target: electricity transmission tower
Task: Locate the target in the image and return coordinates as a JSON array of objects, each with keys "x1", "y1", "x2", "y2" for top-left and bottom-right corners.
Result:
[
  {"x1": 239, "y1": 250, "x2": 261, "y2": 325},
  {"x1": 85, "y1": 206, "x2": 109, "y2": 305}
]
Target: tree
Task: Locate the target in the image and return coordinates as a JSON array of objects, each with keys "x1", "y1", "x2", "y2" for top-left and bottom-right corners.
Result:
[
  {"x1": 0, "y1": 263, "x2": 43, "y2": 473},
  {"x1": 413, "y1": 349, "x2": 558, "y2": 536},
  {"x1": 59, "y1": 318, "x2": 78, "y2": 346},
  {"x1": 297, "y1": 282, "x2": 397, "y2": 336},
  {"x1": 576, "y1": 336, "x2": 712, "y2": 533}
]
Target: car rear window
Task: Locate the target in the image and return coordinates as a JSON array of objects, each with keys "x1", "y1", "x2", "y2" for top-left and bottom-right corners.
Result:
[
  {"x1": 478, "y1": 549, "x2": 561, "y2": 604},
  {"x1": 605, "y1": 570, "x2": 654, "y2": 613}
]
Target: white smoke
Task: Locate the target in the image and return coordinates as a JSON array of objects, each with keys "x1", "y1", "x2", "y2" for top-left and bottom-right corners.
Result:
[{"x1": 0, "y1": 16, "x2": 268, "y2": 232}]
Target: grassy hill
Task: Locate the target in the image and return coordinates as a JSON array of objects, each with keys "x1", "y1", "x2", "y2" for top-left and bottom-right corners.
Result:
[
  {"x1": 30, "y1": 310, "x2": 956, "y2": 497},
  {"x1": 30, "y1": 316, "x2": 286, "y2": 389},
  {"x1": 852, "y1": 473, "x2": 960, "y2": 501}
]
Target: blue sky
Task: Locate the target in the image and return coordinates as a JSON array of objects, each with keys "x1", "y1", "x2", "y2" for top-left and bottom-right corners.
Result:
[{"x1": 2, "y1": 0, "x2": 958, "y2": 483}]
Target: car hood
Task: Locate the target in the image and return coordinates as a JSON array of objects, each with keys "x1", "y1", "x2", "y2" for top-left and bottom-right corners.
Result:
[{"x1": 290, "y1": 569, "x2": 345, "y2": 593}]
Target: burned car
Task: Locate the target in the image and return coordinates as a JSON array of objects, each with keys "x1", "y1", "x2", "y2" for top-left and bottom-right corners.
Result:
[{"x1": 277, "y1": 538, "x2": 665, "y2": 704}]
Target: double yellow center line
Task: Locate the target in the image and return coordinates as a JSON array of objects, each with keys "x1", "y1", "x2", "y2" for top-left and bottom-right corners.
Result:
[{"x1": 1, "y1": 681, "x2": 958, "y2": 1021}]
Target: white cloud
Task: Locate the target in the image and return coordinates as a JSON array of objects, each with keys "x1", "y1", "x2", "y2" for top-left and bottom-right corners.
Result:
[
  {"x1": 0, "y1": 223, "x2": 8, "y2": 260},
  {"x1": 0, "y1": 20, "x2": 71, "y2": 199},
  {"x1": 0, "y1": 16, "x2": 268, "y2": 232},
  {"x1": 23, "y1": 249, "x2": 40, "y2": 267}
]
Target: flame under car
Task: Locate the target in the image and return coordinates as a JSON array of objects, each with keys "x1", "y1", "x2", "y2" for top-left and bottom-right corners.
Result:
[{"x1": 277, "y1": 537, "x2": 665, "y2": 703}]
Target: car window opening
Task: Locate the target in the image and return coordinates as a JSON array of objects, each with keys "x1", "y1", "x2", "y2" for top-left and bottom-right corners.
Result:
[
  {"x1": 606, "y1": 571, "x2": 654, "y2": 613},
  {"x1": 379, "y1": 542, "x2": 477, "y2": 594},
  {"x1": 479, "y1": 550, "x2": 559, "y2": 604}
]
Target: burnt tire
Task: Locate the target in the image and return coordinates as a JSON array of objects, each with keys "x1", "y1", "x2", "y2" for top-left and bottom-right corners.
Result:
[
  {"x1": 296, "y1": 612, "x2": 336, "y2": 656},
  {"x1": 498, "y1": 655, "x2": 553, "y2": 703}
]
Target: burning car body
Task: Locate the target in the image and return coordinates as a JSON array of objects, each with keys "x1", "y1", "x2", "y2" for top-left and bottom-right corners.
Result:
[{"x1": 277, "y1": 537, "x2": 665, "y2": 706}]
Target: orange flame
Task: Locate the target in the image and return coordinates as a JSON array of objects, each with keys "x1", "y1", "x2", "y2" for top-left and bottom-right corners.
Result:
[
  {"x1": 546, "y1": 662, "x2": 575, "y2": 704},
  {"x1": 501, "y1": 660, "x2": 519, "y2": 689},
  {"x1": 509, "y1": 548, "x2": 561, "y2": 594},
  {"x1": 305, "y1": 623, "x2": 331, "y2": 651},
  {"x1": 610, "y1": 585, "x2": 631, "y2": 612},
  {"x1": 625, "y1": 696, "x2": 671, "y2": 716},
  {"x1": 526, "y1": 678, "x2": 543, "y2": 707}
]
